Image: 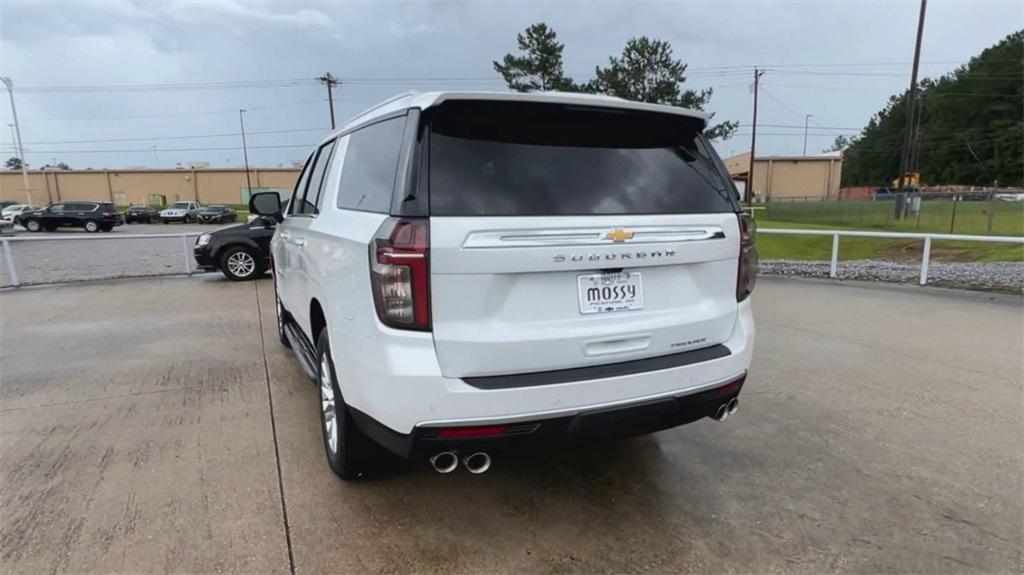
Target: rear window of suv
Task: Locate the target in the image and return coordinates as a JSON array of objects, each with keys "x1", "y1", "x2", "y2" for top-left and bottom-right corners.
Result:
[{"x1": 426, "y1": 101, "x2": 737, "y2": 217}]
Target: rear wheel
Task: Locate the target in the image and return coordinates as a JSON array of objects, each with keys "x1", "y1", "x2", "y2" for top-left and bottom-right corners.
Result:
[
  {"x1": 219, "y1": 245, "x2": 260, "y2": 281},
  {"x1": 317, "y1": 330, "x2": 374, "y2": 480},
  {"x1": 83, "y1": 220, "x2": 99, "y2": 233},
  {"x1": 24, "y1": 219, "x2": 41, "y2": 232}
]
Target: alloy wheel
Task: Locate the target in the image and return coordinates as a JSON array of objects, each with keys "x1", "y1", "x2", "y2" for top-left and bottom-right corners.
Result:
[
  {"x1": 320, "y1": 353, "x2": 339, "y2": 455},
  {"x1": 226, "y1": 251, "x2": 255, "y2": 277}
]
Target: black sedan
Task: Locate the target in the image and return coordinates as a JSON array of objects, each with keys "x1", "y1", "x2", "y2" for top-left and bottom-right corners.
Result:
[
  {"x1": 197, "y1": 205, "x2": 238, "y2": 223},
  {"x1": 194, "y1": 216, "x2": 275, "y2": 281},
  {"x1": 124, "y1": 205, "x2": 159, "y2": 223}
]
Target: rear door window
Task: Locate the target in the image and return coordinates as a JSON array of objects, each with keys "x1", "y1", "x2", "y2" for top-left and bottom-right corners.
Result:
[
  {"x1": 337, "y1": 116, "x2": 406, "y2": 213},
  {"x1": 427, "y1": 101, "x2": 736, "y2": 216},
  {"x1": 306, "y1": 139, "x2": 337, "y2": 214}
]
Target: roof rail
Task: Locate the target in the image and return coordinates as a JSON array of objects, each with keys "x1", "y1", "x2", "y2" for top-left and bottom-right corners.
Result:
[{"x1": 344, "y1": 91, "x2": 419, "y2": 126}]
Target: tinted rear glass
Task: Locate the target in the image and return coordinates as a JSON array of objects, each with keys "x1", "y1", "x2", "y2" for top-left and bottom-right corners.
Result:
[{"x1": 427, "y1": 101, "x2": 736, "y2": 216}]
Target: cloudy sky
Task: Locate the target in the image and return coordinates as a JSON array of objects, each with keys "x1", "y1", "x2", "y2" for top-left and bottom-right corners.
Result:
[{"x1": 0, "y1": 0, "x2": 1020, "y2": 169}]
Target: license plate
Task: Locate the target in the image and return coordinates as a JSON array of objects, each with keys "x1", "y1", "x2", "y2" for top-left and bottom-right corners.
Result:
[{"x1": 577, "y1": 272, "x2": 644, "y2": 314}]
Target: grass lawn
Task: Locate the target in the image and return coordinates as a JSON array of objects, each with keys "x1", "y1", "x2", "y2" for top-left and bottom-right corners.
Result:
[
  {"x1": 764, "y1": 200, "x2": 1024, "y2": 236},
  {"x1": 756, "y1": 218, "x2": 1024, "y2": 262}
]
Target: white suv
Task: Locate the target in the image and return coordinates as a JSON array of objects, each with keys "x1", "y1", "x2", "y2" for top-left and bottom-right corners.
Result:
[{"x1": 250, "y1": 91, "x2": 757, "y2": 479}]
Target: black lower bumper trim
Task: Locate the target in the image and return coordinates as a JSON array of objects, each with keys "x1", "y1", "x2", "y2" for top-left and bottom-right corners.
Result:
[
  {"x1": 462, "y1": 344, "x2": 731, "y2": 389},
  {"x1": 349, "y1": 373, "x2": 747, "y2": 460}
]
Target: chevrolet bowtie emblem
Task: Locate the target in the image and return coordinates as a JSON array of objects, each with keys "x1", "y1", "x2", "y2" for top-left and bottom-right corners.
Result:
[{"x1": 603, "y1": 229, "x2": 635, "y2": 243}]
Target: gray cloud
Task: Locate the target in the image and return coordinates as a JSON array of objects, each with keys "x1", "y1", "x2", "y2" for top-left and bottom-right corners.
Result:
[{"x1": 0, "y1": 0, "x2": 1020, "y2": 169}]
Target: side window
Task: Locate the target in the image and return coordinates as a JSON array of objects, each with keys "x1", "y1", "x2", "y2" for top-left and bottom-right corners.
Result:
[
  {"x1": 49, "y1": 204, "x2": 65, "y2": 213},
  {"x1": 288, "y1": 153, "x2": 315, "y2": 216},
  {"x1": 302, "y1": 139, "x2": 336, "y2": 215},
  {"x1": 337, "y1": 116, "x2": 406, "y2": 213}
]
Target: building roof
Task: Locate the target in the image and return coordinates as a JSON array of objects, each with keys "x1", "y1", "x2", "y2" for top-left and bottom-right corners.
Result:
[{"x1": 328, "y1": 90, "x2": 710, "y2": 141}]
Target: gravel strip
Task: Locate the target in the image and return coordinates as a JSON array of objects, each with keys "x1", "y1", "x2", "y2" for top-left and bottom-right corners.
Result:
[{"x1": 762, "y1": 259, "x2": 1024, "y2": 293}]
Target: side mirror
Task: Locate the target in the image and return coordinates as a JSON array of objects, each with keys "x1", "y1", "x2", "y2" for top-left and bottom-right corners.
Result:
[{"x1": 249, "y1": 192, "x2": 283, "y2": 223}]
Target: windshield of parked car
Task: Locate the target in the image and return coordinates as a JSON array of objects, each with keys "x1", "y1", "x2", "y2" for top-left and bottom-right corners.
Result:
[{"x1": 168, "y1": 202, "x2": 190, "y2": 209}]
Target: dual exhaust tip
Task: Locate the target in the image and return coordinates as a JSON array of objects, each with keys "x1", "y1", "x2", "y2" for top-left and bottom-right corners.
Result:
[
  {"x1": 712, "y1": 397, "x2": 739, "y2": 422},
  {"x1": 429, "y1": 451, "x2": 491, "y2": 474}
]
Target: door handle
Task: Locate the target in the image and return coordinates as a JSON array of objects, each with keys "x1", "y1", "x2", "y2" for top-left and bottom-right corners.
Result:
[
  {"x1": 279, "y1": 232, "x2": 291, "y2": 240},
  {"x1": 292, "y1": 238, "x2": 307, "y2": 247}
]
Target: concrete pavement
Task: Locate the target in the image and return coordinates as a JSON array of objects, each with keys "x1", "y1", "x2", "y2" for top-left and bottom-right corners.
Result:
[{"x1": 1, "y1": 276, "x2": 1021, "y2": 573}]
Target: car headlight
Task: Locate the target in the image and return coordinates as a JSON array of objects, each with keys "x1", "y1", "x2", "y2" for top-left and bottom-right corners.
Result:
[{"x1": 196, "y1": 234, "x2": 212, "y2": 247}]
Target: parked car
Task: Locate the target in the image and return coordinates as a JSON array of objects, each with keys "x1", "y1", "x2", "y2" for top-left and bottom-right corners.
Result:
[
  {"x1": 20, "y1": 201, "x2": 123, "y2": 233},
  {"x1": 250, "y1": 91, "x2": 757, "y2": 480},
  {"x1": 20, "y1": 199, "x2": 123, "y2": 230},
  {"x1": 124, "y1": 205, "x2": 160, "y2": 223},
  {"x1": 159, "y1": 201, "x2": 201, "y2": 223},
  {"x1": 1, "y1": 204, "x2": 34, "y2": 225},
  {"x1": 196, "y1": 205, "x2": 238, "y2": 223},
  {"x1": 0, "y1": 201, "x2": 19, "y2": 211},
  {"x1": 193, "y1": 200, "x2": 287, "y2": 281}
]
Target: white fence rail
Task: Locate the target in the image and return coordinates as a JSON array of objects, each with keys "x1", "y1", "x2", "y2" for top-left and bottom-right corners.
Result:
[
  {"x1": 1, "y1": 232, "x2": 201, "y2": 287},
  {"x1": 758, "y1": 228, "x2": 1024, "y2": 285},
  {"x1": 1, "y1": 229, "x2": 1022, "y2": 288}
]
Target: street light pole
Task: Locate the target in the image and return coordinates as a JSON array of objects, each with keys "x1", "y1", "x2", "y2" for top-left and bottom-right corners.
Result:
[
  {"x1": 803, "y1": 114, "x2": 813, "y2": 156},
  {"x1": 1, "y1": 77, "x2": 34, "y2": 207},
  {"x1": 239, "y1": 109, "x2": 253, "y2": 196}
]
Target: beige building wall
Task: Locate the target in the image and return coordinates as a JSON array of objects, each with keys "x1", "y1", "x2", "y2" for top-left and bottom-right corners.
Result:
[
  {"x1": 724, "y1": 152, "x2": 843, "y2": 201},
  {"x1": 0, "y1": 168, "x2": 301, "y2": 207}
]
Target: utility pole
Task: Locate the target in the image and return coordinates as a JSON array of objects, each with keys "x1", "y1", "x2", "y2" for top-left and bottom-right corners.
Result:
[
  {"x1": 895, "y1": 0, "x2": 928, "y2": 218},
  {"x1": 1, "y1": 77, "x2": 33, "y2": 207},
  {"x1": 239, "y1": 109, "x2": 253, "y2": 195},
  {"x1": 317, "y1": 72, "x2": 340, "y2": 129},
  {"x1": 745, "y1": 68, "x2": 765, "y2": 205},
  {"x1": 803, "y1": 114, "x2": 813, "y2": 156}
]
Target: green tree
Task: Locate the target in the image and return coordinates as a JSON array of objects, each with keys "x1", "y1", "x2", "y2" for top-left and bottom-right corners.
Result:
[
  {"x1": 586, "y1": 37, "x2": 736, "y2": 140},
  {"x1": 493, "y1": 23, "x2": 578, "y2": 92},
  {"x1": 5, "y1": 157, "x2": 22, "y2": 170},
  {"x1": 824, "y1": 135, "x2": 855, "y2": 153},
  {"x1": 494, "y1": 26, "x2": 737, "y2": 140},
  {"x1": 843, "y1": 31, "x2": 1023, "y2": 187}
]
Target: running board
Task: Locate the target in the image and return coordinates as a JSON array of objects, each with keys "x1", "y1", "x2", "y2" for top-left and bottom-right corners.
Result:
[{"x1": 283, "y1": 322, "x2": 318, "y2": 382}]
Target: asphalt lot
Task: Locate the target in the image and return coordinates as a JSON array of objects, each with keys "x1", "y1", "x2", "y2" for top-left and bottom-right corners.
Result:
[
  {"x1": 0, "y1": 222, "x2": 238, "y2": 287},
  {"x1": 0, "y1": 276, "x2": 1021, "y2": 573}
]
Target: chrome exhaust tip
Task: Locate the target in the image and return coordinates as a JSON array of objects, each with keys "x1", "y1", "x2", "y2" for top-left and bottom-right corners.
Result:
[
  {"x1": 727, "y1": 397, "x2": 739, "y2": 416},
  {"x1": 713, "y1": 403, "x2": 729, "y2": 421},
  {"x1": 429, "y1": 451, "x2": 459, "y2": 474},
  {"x1": 462, "y1": 452, "x2": 491, "y2": 474}
]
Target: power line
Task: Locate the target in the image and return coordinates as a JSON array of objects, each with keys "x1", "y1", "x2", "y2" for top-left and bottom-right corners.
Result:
[
  {"x1": 8, "y1": 127, "x2": 329, "y2": 146},
  {"x1": 10, "y1": 143, "x2": 318, "y2": 154},
  {"x1": 7, "y1": 99, "x2": 333, "y2": 123}
]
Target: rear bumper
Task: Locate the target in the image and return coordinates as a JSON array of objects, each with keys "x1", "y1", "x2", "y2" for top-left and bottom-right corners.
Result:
[
  {"x1": 351, "y1": 374, "x2": 746, "y2": 459},
  {"x1": 335, "y1": 299, "x2": 755, "y2": 440}
]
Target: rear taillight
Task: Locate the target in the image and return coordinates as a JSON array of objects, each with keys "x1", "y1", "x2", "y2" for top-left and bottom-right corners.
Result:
[
  {"x1": 737, "y1": 213, "x2": 758, "y2": 302},
  {"x1": 370, "y1": 218, "x2": 430, "y2": 330}
]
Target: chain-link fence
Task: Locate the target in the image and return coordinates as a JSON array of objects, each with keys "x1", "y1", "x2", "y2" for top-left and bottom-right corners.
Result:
[{"x1": 764, "y1": 193, "x2": 1024, "y2": 236}]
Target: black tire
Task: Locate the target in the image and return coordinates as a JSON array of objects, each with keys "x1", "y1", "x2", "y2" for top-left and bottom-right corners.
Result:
[
  {"x1": 162, "y1": 219, "x2": 169, "y2": 225},
  {"x1": 83, "y1": 220, "x2": 99, "y2": 233},
  {"x1": 274, "y1": 280, "x2": 291, "y2": 348},
  {"x1": 317, "y1": 330, "x2": 374, "y2": 480},
  {"x1": 218, "y1": 245, "x2": 260, "y2": 281},
  {"x1": 24, "y1": 219, "x2": 41, "y2": 232},
  {"x1": 183, "y1": 215, "x2": 191, "y2": 224}
]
